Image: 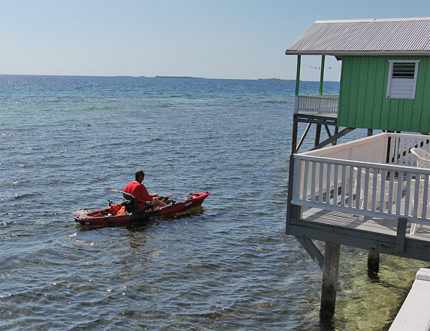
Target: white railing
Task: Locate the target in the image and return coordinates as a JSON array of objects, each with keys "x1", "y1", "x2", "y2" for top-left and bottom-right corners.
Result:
[
  {"x1": 291, "y1": 133, "x2": 430, "y2": 226},
  {"x1": 294, "y1": 95, "x2": 339, "y2": 114}
]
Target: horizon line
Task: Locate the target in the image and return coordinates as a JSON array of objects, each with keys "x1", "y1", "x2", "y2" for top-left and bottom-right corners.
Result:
[{"x1": 0, "y1": 73, "x2": 340, "y2": 83}]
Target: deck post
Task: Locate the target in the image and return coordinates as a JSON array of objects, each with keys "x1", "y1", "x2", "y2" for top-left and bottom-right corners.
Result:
[
  {"x1": 292, "y1": 115, "x2": 298, "y2": 154},
  {"x1": 333, "y1": 126, "x2": 339, "y2": 146},
  {"x1": 319, "y1": 55, "x2": 325, "y2": 96},
  {"x1": 292, "y1": 55, "x2": 301, "y2": 154},
  {"x1": 366, "y1": 127, "x2": 378, "y2": 281},
  {"x1": 320, "y1": 242, "x2": 341, "y2": 321},
  {"x1": 396, "y1": 218, "x2": 407, "y2": 253},
  {"x1": 367, "y1": 248, "x2": 380, "y2": 279},
  {"x1": 286, "y1": 154, "x2": 300, "y2": 230},
  {"x1": 295, "y1": 55, "x2": 301, "y2": 96},
  {"x1": 315, "y1": 124, "x2": 322, "y2": 147}
]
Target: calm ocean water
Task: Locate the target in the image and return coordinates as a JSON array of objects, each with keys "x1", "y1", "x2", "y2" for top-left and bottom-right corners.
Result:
[{"x1": 0, "y1": 75, "x2": 426, "y2": 330}]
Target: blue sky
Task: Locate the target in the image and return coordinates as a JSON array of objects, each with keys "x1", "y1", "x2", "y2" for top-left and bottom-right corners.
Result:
[{"x1": 1, "y1": 0, "x2": 429, "y2": 80}]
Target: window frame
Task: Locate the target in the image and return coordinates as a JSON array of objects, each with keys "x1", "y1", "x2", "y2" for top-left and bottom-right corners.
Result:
[{"x1": 386, "y1": 60, "x2": 420, "y2": 100}]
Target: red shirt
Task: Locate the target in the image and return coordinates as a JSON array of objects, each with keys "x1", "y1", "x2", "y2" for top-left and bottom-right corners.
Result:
[{"x1": 123, "y1": 181, "x2": 153, "y2": 210}]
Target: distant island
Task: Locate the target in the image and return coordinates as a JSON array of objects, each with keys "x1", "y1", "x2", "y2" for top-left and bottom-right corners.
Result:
[
  {"x1": 152, "y1": 75, "x2": 289, "y2": 81},
  {"x1": 155, "y1": 75, "x2": 202, "y2": 79}
]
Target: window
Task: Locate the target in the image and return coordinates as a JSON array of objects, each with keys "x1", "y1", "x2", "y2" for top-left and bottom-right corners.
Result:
[{"x1": 386, "y1": 60, "x2": 419, "y2": 99}]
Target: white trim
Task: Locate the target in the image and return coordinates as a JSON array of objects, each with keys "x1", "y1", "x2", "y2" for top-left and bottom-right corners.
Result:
[{"x1": 386, "y1": 60, "x2": 420, "y2": 100}]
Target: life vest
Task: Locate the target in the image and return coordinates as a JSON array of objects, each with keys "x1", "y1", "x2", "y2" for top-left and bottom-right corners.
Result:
[{"x1": 108, "y1": 204, "x2": 126, "y2": 215}]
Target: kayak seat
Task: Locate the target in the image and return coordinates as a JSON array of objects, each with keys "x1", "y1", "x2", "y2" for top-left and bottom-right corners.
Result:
[
  {"x1": 122, "y1": 193, "x2": 137, "y2": 213},
  {"x1": 144, "y1": 202, "x2": 154, "y2": 211}
]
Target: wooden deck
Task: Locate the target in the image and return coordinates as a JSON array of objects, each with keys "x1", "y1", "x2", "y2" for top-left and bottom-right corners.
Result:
[
  {"x1": 287, "y1": 207, "x2": 430, "y2": 262},
  {"x1": 287, "y1": 133, "x2": 430, "y2": 264}
]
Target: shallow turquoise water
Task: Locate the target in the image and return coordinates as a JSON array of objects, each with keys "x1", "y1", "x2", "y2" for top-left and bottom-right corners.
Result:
[{"x1": 0, "y1": 75, "x2": 426, "y2": 330}]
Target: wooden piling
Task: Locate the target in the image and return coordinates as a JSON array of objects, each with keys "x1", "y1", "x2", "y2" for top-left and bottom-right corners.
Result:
[
  {"x1": 320, "y1": 242, "x2": 341, "y2": 321},
  {"x1": 367, "y1": 248, "x2": 380, "y2": 279},
  {"x1": 315, "y1": 124, "x2": 322, "y2": 147}
]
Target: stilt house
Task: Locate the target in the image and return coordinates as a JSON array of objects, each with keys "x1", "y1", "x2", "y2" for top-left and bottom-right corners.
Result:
[{"x1": 285, "y1": 17, "x2": 430, "y2": 319}]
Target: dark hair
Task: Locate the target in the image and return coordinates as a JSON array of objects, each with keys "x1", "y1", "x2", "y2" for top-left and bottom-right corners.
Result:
[{"x1": 135, "y1": 170, "x2": 145, "y2": 181}]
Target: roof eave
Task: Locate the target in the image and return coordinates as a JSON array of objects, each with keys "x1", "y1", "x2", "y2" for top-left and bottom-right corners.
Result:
[{"x1": 285, "y1": 50, "x2": 430, "y2": 56}]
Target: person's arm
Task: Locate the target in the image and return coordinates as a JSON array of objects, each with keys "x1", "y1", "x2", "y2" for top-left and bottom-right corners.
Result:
[{"x1": 136, "y1": 185, "x2": 153, "y2": 202}]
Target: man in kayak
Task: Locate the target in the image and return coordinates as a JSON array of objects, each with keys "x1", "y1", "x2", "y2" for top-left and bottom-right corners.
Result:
[{"x1": 123, "y1": 170, "x2": 166, "y2": 210}]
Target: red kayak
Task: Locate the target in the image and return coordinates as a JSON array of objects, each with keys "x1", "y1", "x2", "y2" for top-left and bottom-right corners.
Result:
[{"x1": 75, "y1": 192, "x2": 210, "y2": 228}]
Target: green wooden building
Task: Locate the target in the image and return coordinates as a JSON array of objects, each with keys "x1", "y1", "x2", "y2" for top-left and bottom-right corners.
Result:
[
  {"x1": 285, "y1": 17, "x2": 430, "y2": 321},
  {"x1": 286, "y1": 17, "x2": 430, "y2": 134}
]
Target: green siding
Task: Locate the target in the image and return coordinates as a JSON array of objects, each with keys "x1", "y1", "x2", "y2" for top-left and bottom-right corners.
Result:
[
  {"x1": 338, "y1": 56, "x2": 430, "y2": 133},
  {"x1": 418, "y1": 61, "x2": 430, "y2": 133}
]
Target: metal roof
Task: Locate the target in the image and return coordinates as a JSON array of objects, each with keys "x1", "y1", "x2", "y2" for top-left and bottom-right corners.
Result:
[{"x1": 286, "y1": 17, "x2": 430, "y2": 56}]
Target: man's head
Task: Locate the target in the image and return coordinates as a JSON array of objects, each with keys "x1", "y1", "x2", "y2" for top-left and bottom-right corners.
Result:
[{"x1": 135, "y1": 170, "x2": 145, "y2": 182}]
